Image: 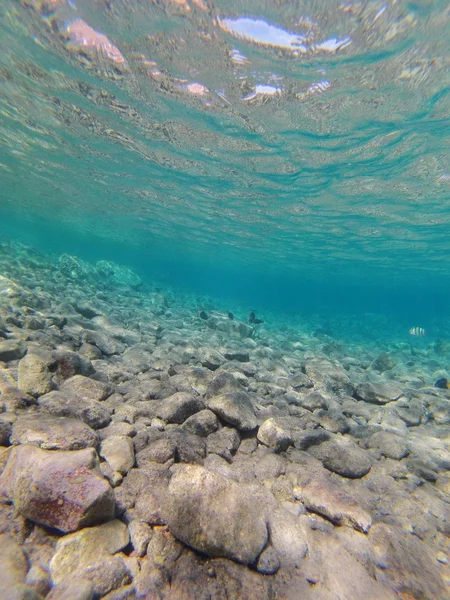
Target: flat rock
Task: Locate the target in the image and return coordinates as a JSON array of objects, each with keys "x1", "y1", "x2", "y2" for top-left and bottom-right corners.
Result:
[
  {"x1": 206, "y1": 391, "x2": 258, "y2": 431},
  {"x1": 82, "y1": 330, "x2": 125, "y2": 356},
  {"x1": 0, "y1": 339, "x2": 26, "y2": 362},
  {"x1": 0, "y1": 444, "x2": 114, "y2": 532},
  {"x1": 50, "y1": 520, "x2": 129, "y2": 589},
  {"x1": 197, "y1": 347, "x2": 226, "y2": 371},
  {"x1": 163, "y1": 464, "x2": 268, "y2": 564},
  {"x1": 39, "y1": 390, "x2": 111, "y2": 429},
  {"x1": 257, "y1": 417, "x2": 293, "y2": 452},
  {"x1": 60, "y1": 374, "x2": 112, "y2": 402},
  {"x1": 46, "y1": 580, "x2": 95, "y2": 600},
  {"x1": 156, "y1": 392, "x2": 204, "y2": 424},
  {"x1": 294, "y1": 479, "x2": 372, "y2": 532},
  {"x1": 205, "y1": 372, "x2": 243, "y2": 399},
  {"x1": 355, "y1": 381, "x2": 404, "y2": 404},
  {"x1": 11, "y1": 414, "x2": 98, "y2": 450},
  {"x1": 100, "y1": 436, "x2": 135, "y2": 474},
  {"x1": 18, "y1": 352, "x2": 53, "y2": 397},
  {"x1": 367, "y1": 431, "x2": 409, "y2": 460},
  {"x1": 207, "y1": 426, "x2": 240, "y2": 461},
  {"x1": 308, "y1": 436, "x2": 372, "y2": 479}
]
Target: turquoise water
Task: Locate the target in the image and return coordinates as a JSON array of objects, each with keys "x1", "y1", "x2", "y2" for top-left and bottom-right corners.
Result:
[{"x1": 1, "y1": 0, "x2": 450, "y2": 328}]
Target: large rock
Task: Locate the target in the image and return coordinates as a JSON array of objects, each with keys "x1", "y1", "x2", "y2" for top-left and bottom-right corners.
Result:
[
  {"x1": 39, "y1": 390, "x2": 111, "y2": 429},
  {"x1": 206, "y1": 392, "x2": 258, "y2": 431},
  {"x1": 156, "y1": 392, "x2": 205, "y2": 424},
  {"x1": 367, "y1": 431, "x2": 409, "y2": 460},
  {"x1": 294, "y1": 479, "x2": 372, "y2": 532},
  {"x1": 0, "y1": 445, "x2": 114, "y2": 532},
  {"x1": 18, "y1": 352, "x2": 53, "y2": 397},
  {"x1": 181, "y1": 409, "x2": 219, "y2": 437},
  {"x1": 60, "y1": 374, "x2": 112, "y2": 402},
  {"x1": 11, "y1": 414, "x2": 98, "y2": 450},
  {"x1": 308, "y1": 436, "x2": 372, "y2": 479},
  {"x1": 163, "y1": 465, "x2": 268, "y2": 564}
]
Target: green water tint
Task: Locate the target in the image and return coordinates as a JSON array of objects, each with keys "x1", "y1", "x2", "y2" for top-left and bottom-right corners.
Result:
[{"x1": 0, "y1": 0, "x2": 450, "y2": 321}]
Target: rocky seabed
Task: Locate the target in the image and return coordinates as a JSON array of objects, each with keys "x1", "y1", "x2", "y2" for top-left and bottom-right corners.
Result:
[{"x1": 0, "y1": 242, "x2": 449, "y2": 600}]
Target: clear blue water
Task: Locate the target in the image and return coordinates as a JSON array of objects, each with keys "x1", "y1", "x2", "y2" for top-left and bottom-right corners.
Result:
[{"x1": 1, "y1": 0, "x2": 450, "y2": 332}]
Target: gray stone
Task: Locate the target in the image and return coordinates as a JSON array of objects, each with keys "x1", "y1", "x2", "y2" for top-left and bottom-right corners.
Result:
[
  {"x1": 223, "y1": 349, "x2": 250, "y2": 362},
  {"x1": 294, "y1": 479, "x2": 372, "y2": 532},
  {"x1": 181, "y1": 409, "x2": 219, "y2": 437},
  {"x1": 83, "y1": 555, "x2": 131, "y2": 596},
  {"x1": 156, "y1": 392, "x2": 204, "y2": 424},
  {"x1": 52, "y1": 350, "x2": 95, "y2": 385},
  {"x1": 167, "y1": 430, "x2": 206, "y2": 464},
  {"x1": 198, "y1": 348, "x2": 226, "y2": 371},
  {"x1": 367, "y1": 431, "x2": 409, "y2": 460},
  {"x1": 82, "y1": 330, "x2": 125, "y2": 356},
  {"x1": 46, "y1": 581, "x2": 94, "y2": 600},
  {"x1": 308, "y1": 437, "x2": 372, "y2": 479},
  {"x1": 39, "y1": 391, "x2": 111, "y2": 429},
  {"x1": 11, "y1": 414, "x2": 98, "y2": 450},
  {"x1": 315, "y1": 409, "x2": 350, "y2": 434},
  {"x1": 257, "y1": 418, "x2": 293, "y2": 452},
  {"x1": 205, "y1": 372, "x2": 243, "y2": 399},
  {"x1": 136, "y1": 438, "x2": 175, "y2": 466},
  {"x1": 163, "y1": 465, "x2": 268, "y2": 564},
  {"x1": 207, "y1": 427, "x2": 240, "y2": 461},
  {"x1": 129, "y1": 520, "x2": 152, "y2": 557},
  {"x1": 370, "y1": 352, "x2": 396, "y2": 372},
  {"x1": 355, "y1": 381, "x2": 405, "y2": 404},
  {"x1": 299, "y1": 391, "x2": 328, "y2": 411},
  {"x1": 0, "y1": 340, "x2": 26, "y2": 362},
  {"x1": 206, "y1": 392, "x2": 258, "y2": 431},
  {"x1": 100, "y1": 436, "x2": 135, "y2": 474},
  {"x1": 60, "y1": 375, "x2": 112, "y2": 402},
  {"x1": 0, "y1": 445, "x2": 114, "y2": 532},
  {"x1": 135, "y1": 487, "x2": 165, "y2": 525},
  {"x1": 267, "y1": 508, "x2": 308, "y2": 568},
  {"x1": 0, "y1": 533, "x2": 29, "y2": 593},
  {"x1": 18, "y1": 353, "x2": 53, "y2": 397}
]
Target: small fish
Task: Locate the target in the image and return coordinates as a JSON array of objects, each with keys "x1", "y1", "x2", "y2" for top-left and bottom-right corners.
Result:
[
  {"x1": 409, "y1": 326, "x2": 426, "y2": 337},
  {"x1": 249, "y1": 311, "x2": 264, "y2": 325},
  {"x1": 227, "y1": 312, "x2": 234, "y2": 320},
  {"x1": 199, "y1": 311, "x2": 208, "y2": 320},
  {"x1": 434, "y1": 377, "x2": 450, "y2": 389}
]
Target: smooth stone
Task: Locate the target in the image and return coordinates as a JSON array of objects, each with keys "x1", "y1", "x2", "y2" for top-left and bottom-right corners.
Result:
[
  {"x1": 100, "y1": 436, "x2": 135, "y2": 474},
  {"x1": 60, "y1": 374, "x2": 112, "y2": 402},
  {"x1": 257, "y1": 417, "x2": 293, "y2": 452},
  {"x1": 163, "y1": 464, "x2": 268, "y2": 564},
  {"x1": 18, "y1": 353, "x2": 53, "y2": 397},
  {"x1": 0, "y1": 419, "x2": 12, "y2": 446},
  {"x1": 45, "y1": 581, "x2": 94, "y2": 600},
  {"x1": 39, "y1": 390, "x2": 111, "y2": 429},
  {"x1": 0, "y1": 533, "x2": 29, "y2": 592},
  {"x1": 156, "y1": 392, "x2": 204, "y2": 424},
  {"x1": 256, "y1": 546, "x2": 280, "y2": 574},
  {"x1": 128, "y1": 520, "x2": 153, "y2": 557},
  {"x1": 308, "y1": 437, "x2": 372, "y2": 479},
  {"x1": 206, "y1": 391, "x2": 258, "y2": 431},
  {"x1": 197, "y1": 348, "x2": 226, "y2": 371},
  {"x1": 0, "y1": 445, "x2": 114, "y2": 532},
  {"x1": 355, "y1": 381, "x2": 405, "y2": 404},
  {"x1": 81, "y1": 330, "x2": 125, "y2": 356},
  {"x1": 11, "y1": 414, "x2": 98, "y2": 450},
  {"x1": 206, "y1": 426, "x2": 241, "y2": 461}
]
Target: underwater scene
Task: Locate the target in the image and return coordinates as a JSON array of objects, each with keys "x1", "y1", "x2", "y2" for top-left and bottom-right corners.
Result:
[{"x1": 1, "y1": 0, "x2": 450, "y2": 598}]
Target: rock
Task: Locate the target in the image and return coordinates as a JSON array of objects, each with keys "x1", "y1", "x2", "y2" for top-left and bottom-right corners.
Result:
[
  {"x1": 198, "y1": 348, "x2": 226, "y2": 371},
  {"x1": 304, "y1": 359, "x2": 354, "y2": 395},
  {"x1": 17, "y1": 353, "x2": 53, "y2": 397},
  {"x1": 156, "y1": 392, "x2": 204, "y2": 424},
  {"x1": 0, "y1": 533, "x2": 29, "y2": 593},
  {"x1": 367, "y1": 431, "x2": 409, "y2": 460},
  {"x1": 168, "y1": 430, "x2": 206, "y2": 464},
  {"x1": 181, "y1": 409, "x2": 219, "y2": 437},
  {"x1": 293, "y1": 428, "x2": 330, "y2": 451},
  {"x1": 128, "y1": 520, "x2": 152, "y2": 557},
  {"x1": 136, "y1": 438, "x2": 175, "y2": 466},
  {"x1": 223, "y1": 349, "x2": 250, "y2": 362},
  {"x1": 294, "y1": 479, "x2": 372, "y2": 532},
  {"x1": 11, "y1": 414, "x2": 98, "y2": 450},
  {"x1": 60, "y1": 375, "x2": 112, "y2": 402},
  {"x1": 0, "y1": 339, "x2": 26, "y2": 362},
  {"x1": 205, "y1": 372, "x2": 243, "y2": 399},
  {"x1": 163, "y1": 465, "x2": 268, "y2": 564},
  {"x1": 315, "y1": 409, "x2": 350, "y2": 434},
  {"x1": 308, "y1": 437, "x2": 372, "y2": 479},
  {"x1": 299, "y1": 391, "x2": 328, "y2": 411},
  {"x1": 82, "y1": 330, "x2": 125, "y2": 356},
  {"x1": 50, "y1": 520, "x2": 130, "y2": 594},
  {"x1": 267, "y1": 508, "x2": 308, "y2": 568},
  {"x1": 0, "y1": 419, "x2": 11, "y2": 446},
  {"x1": 257, "y1": 418, "x2": 293, "y2": 452},
  {"x1": 134, "y1": 487, "x2": 165, "y2": 525},
  {"x1": 39, "y1": 391, "x2": 111, "y2": 429},
  {"x1": 1, "y1": 388, "x2": 33, "y2": 412},
  {"x1": 206, "y1": 392, "x2": 258, "y2": 431},
  {"x1": 52, "y1": 350, "x2": 95, "y2": 385},
  {"x1": 100, "y1": 436, "x2": 135, "y2": 474},
  {"x1": 0, "y1": 445, "x2": 114, "y2": 532},
  {"x1": 45, "y1": 581, "x2": 95, "y2": 600},
  {"x1": 256, "y1": 546, "x2": 280, "y2": 574},
  {"x1": 370, "y1": 352, "x2": 396, "y2": 372},
  {"x1": 207, "y1": 427, "x2": 240, "y2": 461},
  {"x1": 355, "y1": 381, "x2": 404, "y2": 404}
]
